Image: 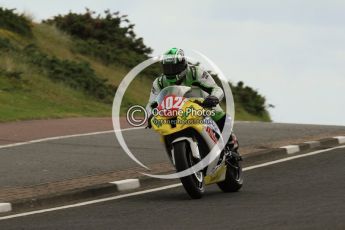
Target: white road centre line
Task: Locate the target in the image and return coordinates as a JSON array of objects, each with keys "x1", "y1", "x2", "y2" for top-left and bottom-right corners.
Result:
[
  {"x1": 280, "y1": 145, "x2": 300, "y2": 154},
  {"x1": 1, "y1": 144, "x2": 344, "y2": 221},
  {"x1": 0, "y1": 127, "x2": 145, "y2": 150}
]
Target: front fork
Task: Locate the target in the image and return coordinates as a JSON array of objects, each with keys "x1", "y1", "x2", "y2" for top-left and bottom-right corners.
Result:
[{"x1": 170, "y1": 137, "x2": 201, "y2": 165}]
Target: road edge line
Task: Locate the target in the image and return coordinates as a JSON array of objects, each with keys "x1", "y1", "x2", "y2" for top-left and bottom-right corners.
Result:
[{"x1": 0, "y1": 127, "x2": 145, "y2": 150}]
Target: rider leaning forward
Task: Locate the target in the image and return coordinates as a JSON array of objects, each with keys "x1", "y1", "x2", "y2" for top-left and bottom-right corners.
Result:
[{"x1": 146, "y1": 47, "x2": 240, "y2": 155}]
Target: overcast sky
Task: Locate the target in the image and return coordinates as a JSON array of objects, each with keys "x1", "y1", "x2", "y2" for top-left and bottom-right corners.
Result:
[{"x1": 1, "y1": 0, "x2": 344, "y2": 125}]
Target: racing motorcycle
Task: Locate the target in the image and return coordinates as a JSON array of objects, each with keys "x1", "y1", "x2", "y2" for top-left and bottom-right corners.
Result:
[{"x1": 149, "y1": 86, "x2": 243, "y2": 199}]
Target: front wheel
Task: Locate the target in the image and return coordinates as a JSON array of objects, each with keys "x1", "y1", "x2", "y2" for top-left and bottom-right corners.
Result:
[
  {"x1": 173, "y1": 141, "x2": 205, "y2": 199},
  {"x1": 217, "y1": 152, "x2": 243, "y2": 192}
]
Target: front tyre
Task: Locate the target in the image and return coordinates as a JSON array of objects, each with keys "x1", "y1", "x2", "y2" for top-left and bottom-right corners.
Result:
[
  {"x1": 173, "y1": 141, "x2": 205, "y2": 199},
  {"x1": 217, "y1": 153, "x2": 243, "y2": 192}
]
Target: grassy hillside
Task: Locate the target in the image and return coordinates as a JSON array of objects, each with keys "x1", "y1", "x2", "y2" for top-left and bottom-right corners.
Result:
[{"x1": 0, "y1": 8, "x2": 271, "y2": 122}]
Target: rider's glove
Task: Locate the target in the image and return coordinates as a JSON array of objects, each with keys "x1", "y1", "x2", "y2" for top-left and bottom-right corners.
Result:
[
  {"x1": 202, "y1": 95, "x2": 219, "y2": 108},
  {"x1": 146, "y1": 114, "x2": 153, "y2": 129},
  {"x1": 146, "y1": 102, "x2": 157, "y2": 129}
]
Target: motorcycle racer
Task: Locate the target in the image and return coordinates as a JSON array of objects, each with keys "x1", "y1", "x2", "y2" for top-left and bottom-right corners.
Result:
[{"x1": 146, "y1": 48, "x2": 240, "y2": 155}]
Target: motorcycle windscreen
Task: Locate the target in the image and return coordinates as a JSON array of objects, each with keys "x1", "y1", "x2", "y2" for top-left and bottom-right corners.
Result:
[{"x1": 155, "y1": 86, "x2": 192, "y2": 105}]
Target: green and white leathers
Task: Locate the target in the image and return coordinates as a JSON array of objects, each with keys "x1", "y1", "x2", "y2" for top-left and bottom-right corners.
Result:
[{"x1": 146, "y1": 48, "x2": 225, "y2": 121}]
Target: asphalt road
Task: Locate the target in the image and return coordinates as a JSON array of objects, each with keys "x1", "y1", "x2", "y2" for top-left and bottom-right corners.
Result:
[
  {"x1": 1, "y1": 122, "x2": 345, "y2": 187},
  {"x1": 1, "y1": 146, "x2": 344, "y2": 229}
]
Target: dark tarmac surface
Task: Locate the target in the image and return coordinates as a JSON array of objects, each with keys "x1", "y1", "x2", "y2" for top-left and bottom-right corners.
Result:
[
  {"x1": 1, "y1": 146, "x2": 344, "y2": 230},
  {"x1": 1, "y1": 122, "x2": 345, "y2": 187}
]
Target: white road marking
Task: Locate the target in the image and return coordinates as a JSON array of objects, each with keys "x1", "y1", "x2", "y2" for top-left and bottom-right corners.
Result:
[
  {"x1": 334, "y1": 136, "x2": 345, "y2": 144},
  {"x1": 235, "y1": 121, "x2": 262, "y2": 124},
  {"x1": 110, "y1": 179, "x2": 140, "y2": 191},
  {"x1": 0, "y1": 184, "x2": 182, "y2": 220},
  {"x1": 280, "y1": 145, "x2": 300, "y2": 154},
  {"x1": 0, "y1": 203, "x2": 11, "y2": 213},
  {"x1": 244, "y1": 145, "x2": 345, "y2": 171},
  {"x1": 304, "y1": 141, "x2": 320, "y2": 148},
  {"x1": 0, "y1": 127, "x2": 145, "y2": 150},
  {"x1": 1, "y1": 144, "x2": 344, "y2": 221}
]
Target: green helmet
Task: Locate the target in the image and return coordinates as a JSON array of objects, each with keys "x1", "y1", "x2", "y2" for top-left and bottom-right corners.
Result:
[{"x1": 161, "y1": 48, "x2": 187, "y2": 83}]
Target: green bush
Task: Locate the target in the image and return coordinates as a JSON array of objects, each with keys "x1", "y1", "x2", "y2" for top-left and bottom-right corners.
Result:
[
  {"x1": 0, "y1": 68, "x2": 23, "y2": 80},
  {"x1": 75, "y1": 39, "x2": 145, "y2": 67},
  {"x1": 0, "y1": 7, "x2": 32, "y2": 37},
  {"x1": 0, "y1": 37, "x2": 15, "y2": 51},
  {"x1": 208, "y1": 71, "x2": 269, "y2": 117},
  {"x1": 232, "y1": 81, "x2": 267, "y2": 116},
  {"x1": 44, "y1": 9, "x2": 152, "y2": 68},
  {"x1": 23, "y1": 44, "x2": 116, "y2": 103}
]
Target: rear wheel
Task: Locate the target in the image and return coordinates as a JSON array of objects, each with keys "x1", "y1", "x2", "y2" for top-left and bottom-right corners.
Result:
[
  {"x1": 217, "y1": 152, "x2": 243, "y2": 192},
  {"x1": 173, "y1": 141, "x2": 205, "y2": 199}
]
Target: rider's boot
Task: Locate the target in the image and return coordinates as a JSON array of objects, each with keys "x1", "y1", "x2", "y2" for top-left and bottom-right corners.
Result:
[
  {"x1": 225, "y1": 133, "x2": 242, "y2": 162},
  {"x1": 215, "y1": 115, "x2": 242, "y2": 162}
]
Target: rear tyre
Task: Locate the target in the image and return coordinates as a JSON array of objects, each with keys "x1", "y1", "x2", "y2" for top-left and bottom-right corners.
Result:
[
  {"x1": 217, "y1": 152, "x2": 243, "y2": 192},
  {"x1": 173, "y1": 141, "x2": 205, "y2": 199}
]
